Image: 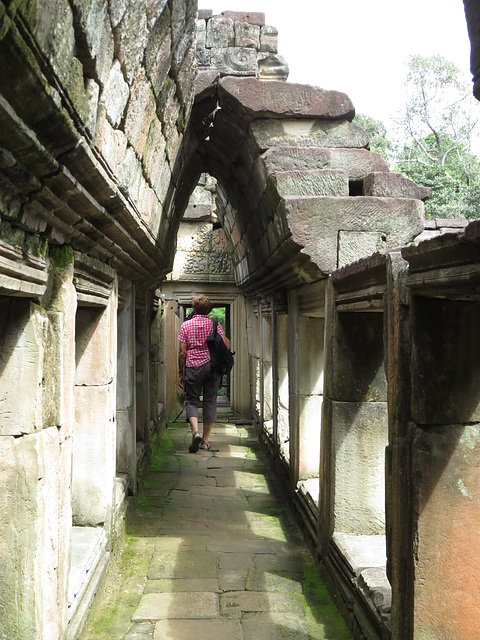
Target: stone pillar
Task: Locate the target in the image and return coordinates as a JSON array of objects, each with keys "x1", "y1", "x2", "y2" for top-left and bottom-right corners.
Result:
[
  {"x1": 406, "y1": 296, "x2": 480, "y2": 638},
  {"x1": 164, "y1": 299, "x2": 184, "y2": 421},
  {"x1": 288, "y1": 289, "x2": 300, "y2": 485},
  {"x1": 230, "y1": 294, "x2": 251, "y2": 418},
  {"x1": 0, "y1": 254, "x2": 75, "y2": 640},
  {"x1": 116, "y1": 282, "x2": 136, "y2": 492},
  {"x1": 259, "y1": 300, "x2": 273, "y2": 437},
  {"x1": 276, "y1": 312, "x2": 290, "y2": 462},
  {"x1": 135, "y1": 294, "x2": 151, "y2": 448}
]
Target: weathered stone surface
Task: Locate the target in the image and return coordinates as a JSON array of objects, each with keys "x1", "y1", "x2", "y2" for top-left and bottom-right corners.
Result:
[
  {"x1": 145, "y1": 8, "x2": 172, "y2": 97},
  {"x1": 273, "y1": 169, "x2": 349, "y2": 197},
  {"x1": 133, "y1": 592, "x2": 218, "y2": 620},
  {"x1": 219, "y1": 591, "x2": 305, "y2": 614},
  {"x1": 412, "y1": 423, "x2": 480, "y2": 638},
  {"x1": 206, "y1": 16, "x2": 235, "y2": 48},
  {"x1": 72, "y1": 0, "x2": 114, "y2": 88},
  {"x1": 154, "y1": 619, "x2": 242, "y2": 640},
  {"x1": 235, "y1": 22, "x2": 260, "y2": 48},
  {"x1": 281, "y1": 195, "x2": 424, "y2": 273},
  {"x1": 113, "y1": 0, "x2": 148, "y2": 83},
  {"x1": 251, "y1": 119, "x2": 369, "y2": 151},
  {"x1": 241, "y1": 612, "x2": 308, "y2": 640},
  {"x1": 411, "y1": 296, "x2": 480, "y2": 424},
  {"x1": 338, "y1": 230, "x2": 387, "y2": 267},
  {"x1": 0, "y1": 298, "x2": 46, "y2": 435},
  {"x1": 211, "y1": 47, "x2": 258, "y2": 77},
  {"x1": 332, "y1": 401, "x2": 388, "y2": 535},
  {"x1": 124, "y1": 70, "x2": 156, "y2": 158},
  {"x1": 257, "y1": 54, "x2": 289, "y2": 82},
  {"x1": 262, "y1": 147, "x2": 389, "y2": 180},
  {"x1": 260, "y1": 25, "x2": 278, "y2": 53},
  {"x1": 94, "y1": 111, "x2": 128, "y2": 174},
  {"x1": 364, "y1": 171, "x2": 432, "y2": 201},
  {"x1": 0, "y1": 429, "x2": 64, "y2": 640},
  {"x1": 218, "y1": 11, "x2": 265, "y2": 26},
  {"x1": 219, "y1": 77, "x2": 355, "y2": 121},
  {"x1": 101, "y1": 59, "x2": 130, "y2": 126}
]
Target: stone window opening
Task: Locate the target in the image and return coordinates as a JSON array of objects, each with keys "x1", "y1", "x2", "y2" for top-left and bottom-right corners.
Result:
[
  {"x1": 348, "y1": 180, "x2": 364, "y2": 196},
  {"x1": 327, "y1": 307, "x2": 390, "y2": 628}
]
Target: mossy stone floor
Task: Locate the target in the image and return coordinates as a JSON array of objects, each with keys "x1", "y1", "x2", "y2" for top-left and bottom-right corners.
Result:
[{"x1": 80, "y1": 421, "x2": 352, "y2": 640}]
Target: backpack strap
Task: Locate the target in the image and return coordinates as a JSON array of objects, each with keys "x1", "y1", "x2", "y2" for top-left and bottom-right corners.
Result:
[{"x1": 211, "y1": 319, "x2": 218, "y2": 334}]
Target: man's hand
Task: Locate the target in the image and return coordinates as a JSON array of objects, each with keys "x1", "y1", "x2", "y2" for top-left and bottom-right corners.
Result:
[{"x1": 178, "y1": 372, "x2": 185, "y2": 389}]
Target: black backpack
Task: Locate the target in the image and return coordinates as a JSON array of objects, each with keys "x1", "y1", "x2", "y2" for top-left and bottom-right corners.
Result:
[{"x1": 207, "y1": 320, "x2": 235, "y2": 375}]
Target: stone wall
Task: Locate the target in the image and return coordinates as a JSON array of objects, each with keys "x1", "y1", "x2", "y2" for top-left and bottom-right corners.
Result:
[{"x1": 0, "y1": 1, "x2": 196, "y2": 638}]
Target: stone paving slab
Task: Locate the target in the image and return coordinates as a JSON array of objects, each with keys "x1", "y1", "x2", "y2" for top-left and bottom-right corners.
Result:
[
  {"x1": 144, "y1": 578, "x2": 220, "y2": 593},
  {"x1": 246, "y1": 569, "x2": 303, "y2": 593},
  {"x1": 80, "y1": 420, "x2": 353, "y2": 640},
  {"x1": 153, "y1": 618, "x2": 243, "y2": 640},
  {"x1": 242, "y1": 611, "x2": 309, "y2": 640},
  {"x1": 133, "y1": 592, "x2": 218, "y2": 621},
  {"x1": 148, "y1": 550, "x2": 219, "y2": 579}
]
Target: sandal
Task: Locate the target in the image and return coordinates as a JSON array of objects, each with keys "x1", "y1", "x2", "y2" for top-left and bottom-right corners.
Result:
[
  {"x1": 199, "y1": 440, "x2": 211, "y2": 451},
  {"x1": 189, "y1": 432, "x2": 202, "y2": 453}
]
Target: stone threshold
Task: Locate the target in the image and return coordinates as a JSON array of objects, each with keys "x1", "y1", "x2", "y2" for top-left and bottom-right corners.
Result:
[
  {"x1": 68, "y1": 526, "x2": 108, "y2": 620},
  {"x1": 330, "y1": 533, "x2": 391, "y2": 639}
]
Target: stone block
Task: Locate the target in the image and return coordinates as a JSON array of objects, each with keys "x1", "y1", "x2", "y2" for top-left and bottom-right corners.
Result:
[
  {"x1": 412, "y1": 423, "x2": 480, "y2": 638},
  {"x1": 364, "y1": 171, "x2": 431, "y2": 201},
  {"x1": 133, "y1": 592, "x2": 218, "y2": 620},
  {"x1": 101, "y1": 59, "x2": 130, "y2": 127},
  {"x1": 72, "y1": 0, "x2": 114, "y2": 88},
  {"x1": 0, "y1": 428, "x2": 64, "y2": 640},
  {"x1": 211, "y1": 47, "x2": 258, "y2": 76},
  {"x1": 262, "y1": 147, "x2": 331, "y2": 173},
  {"x1": 411, "y1": 296, "x2": 480, "y2": 424},
  {"x1": 332, "y1": 310, "x2": 386, "y2": 402},
  {"x1": 154, "y1": 619, "x2": 242, "y2": 640},
  {"x1": 113, "y1": 1, "x2": 148, "y2": 83},
  {"x1": 124, "y1": 70, "x2": 156, "y2": 158},
  {"x1": 206, "y1": 16, "x2": 235, "y2": 48},
  {"x1": 273, "y1": 169, "x2": 349, "y2": 197},
  {"x1": 251, "y1": 119, "x2": 369, "y2": 151},
  {"x1": 257, "y1": 54, "x2": 289, "y2": 82},
  {"x1": 0, "y1": 298, "x2": 47, "y2": 435},
  {"x1": 242, "y1": 612, "x2": 308, "y2": 640},
  {"x1": 260, "y1": 25, "x2": 278, "y2": 53},
  {"x1": 219, "y1": 11, "x2": 265, "y2": 26},
  {"x1": 145, "y1": 9, "x2": 172, "y2": 97},
  {"x1": 280, "y1": 196, "x2": 424, "y2": 274},
  {"x1": 73, "y1": 385, "x2": 114, "y2": 526},
  {"x1": 219, "y1": 77, "x2": 355, "y2": 121},
  {"x1": 332, "y1": 401, "x2": 388, "y2": 535},
  {"x1": 219, "y1": 591, "x2": 305, "y2": 614},
  {"x1": 338, "y1": 230, "x2": 387, "y2": 267},
  {"x1": 94, "y1": 110, "x2": 128, "y2": 174},
  {"x1": 235, "y1": 22, "x2": 260, "y2": 48}
]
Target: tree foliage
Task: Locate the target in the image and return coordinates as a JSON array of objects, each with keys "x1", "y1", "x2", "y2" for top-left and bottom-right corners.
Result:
[
  {"x1": 354, "y1": 113, "x2": 393, "y2": 162},
  {"x1": 394, "y1": 54, "x2": 480, "y2": 219}
]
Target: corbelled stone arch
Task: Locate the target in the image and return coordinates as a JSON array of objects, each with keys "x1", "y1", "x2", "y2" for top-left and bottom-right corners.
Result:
[{"x1": 167, "y1": 74, "x2": 427, "y2": 298}]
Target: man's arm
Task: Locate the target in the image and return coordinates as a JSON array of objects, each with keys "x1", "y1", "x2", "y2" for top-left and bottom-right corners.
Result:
[{"x1": 178, "y1": 342, "x2": 187, "y2": 388}]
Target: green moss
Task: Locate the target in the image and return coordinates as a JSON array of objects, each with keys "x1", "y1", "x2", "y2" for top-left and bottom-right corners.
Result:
[
  {"x1": 149, "y1": 428, "x2": 175, "y2": 471},
  {"x1": 303, "y1": 559, "x2": 353, "y2": 639},
  {"x1": 49, "y1": 245, "x2": 73, "y2": 269}
]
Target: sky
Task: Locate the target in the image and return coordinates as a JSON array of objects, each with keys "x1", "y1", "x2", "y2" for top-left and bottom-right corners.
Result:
[{"x1": 197, "y1": 0, "x2": 475, "y2": 143}]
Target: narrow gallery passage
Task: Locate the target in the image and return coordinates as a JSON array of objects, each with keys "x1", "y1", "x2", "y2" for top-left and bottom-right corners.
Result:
[{"x1": 80, "y1": 411, "x2": 352, "y2": 640}]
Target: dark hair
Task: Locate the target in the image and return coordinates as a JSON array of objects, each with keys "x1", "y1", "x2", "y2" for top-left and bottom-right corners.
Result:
[{"x1": 192, "y1": 295, "x2": 212, "y2": 315}]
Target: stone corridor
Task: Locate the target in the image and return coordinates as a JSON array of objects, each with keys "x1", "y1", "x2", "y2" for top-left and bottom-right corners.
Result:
[{"x1": 80, "y1": 411, "x2": 352, "y2": 640}]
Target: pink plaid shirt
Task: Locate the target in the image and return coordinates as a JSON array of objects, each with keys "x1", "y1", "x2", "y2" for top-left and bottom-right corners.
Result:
[{"x1": 178, "y1": 315, "x2": 225, "y2": 367}]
